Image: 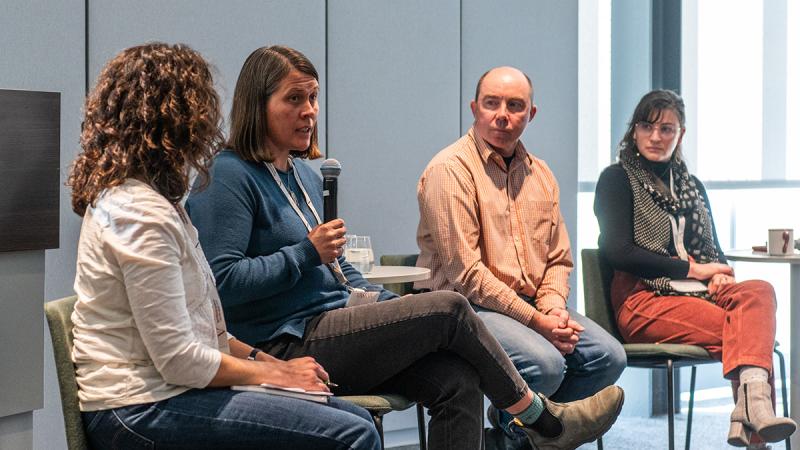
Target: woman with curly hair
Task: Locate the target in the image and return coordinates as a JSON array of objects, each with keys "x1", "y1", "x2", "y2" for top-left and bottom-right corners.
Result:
[
  {"x1": 68, "y1": 42, "x2": 381, "y2": 449},
  {"x1": 594, "y1": 89, "x2": 796, "y2": 447}
]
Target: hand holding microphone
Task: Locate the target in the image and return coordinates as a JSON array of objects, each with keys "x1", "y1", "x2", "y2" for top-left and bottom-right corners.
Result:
[
  {"x1": 308, "y1": 219, "x2": 346, "y2": 263},
  {"x1": 309, "y1": 159, "x2": 346, "y2": 263}
]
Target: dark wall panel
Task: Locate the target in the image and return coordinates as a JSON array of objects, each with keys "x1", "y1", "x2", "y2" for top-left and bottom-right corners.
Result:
[{"x1": 0, "y1": 90, "x2": 60, "y2": 252}]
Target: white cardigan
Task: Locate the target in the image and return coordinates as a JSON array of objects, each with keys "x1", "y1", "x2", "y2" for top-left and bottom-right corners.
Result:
[{"x1": 71, "y1": 179, "x2": 230, "y2": 411}]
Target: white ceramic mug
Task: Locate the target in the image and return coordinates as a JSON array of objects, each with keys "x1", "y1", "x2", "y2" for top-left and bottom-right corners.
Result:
[{"x1": 768, "y1": 229, "x2": 794, "y2": 256}]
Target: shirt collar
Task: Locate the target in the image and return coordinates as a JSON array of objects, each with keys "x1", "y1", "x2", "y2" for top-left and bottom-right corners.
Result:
[{"x1": 469, "y1": 127, "x2": 530, "y2": 170}]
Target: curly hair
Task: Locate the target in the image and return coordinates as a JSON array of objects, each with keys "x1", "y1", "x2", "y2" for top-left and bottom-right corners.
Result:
[
  {"x1": 68, "y1": 42, "x2": 224, "y2": 216},
  {"x1": 227, "y1": 45, "x2": 322, "y2": 162}
]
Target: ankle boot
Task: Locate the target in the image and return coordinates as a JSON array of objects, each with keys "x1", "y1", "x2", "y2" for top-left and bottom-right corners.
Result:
[
  {"x1": 727, "y1": 420, "x2": 750, "y2": 447},
  {"x1": 514, "y1": 385, "x2": 624, "y2": 450},
  {"x1": 731, "y1": 381, "x2": 796, "y2": 443}
]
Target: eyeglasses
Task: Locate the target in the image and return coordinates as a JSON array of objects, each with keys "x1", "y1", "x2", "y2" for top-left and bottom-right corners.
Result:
[{"x1": 635, "y1": 122, "x2": 681, "y2": 139}]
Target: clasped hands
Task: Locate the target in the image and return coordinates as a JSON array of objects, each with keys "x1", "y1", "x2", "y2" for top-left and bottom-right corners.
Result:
[
  {"x1": 687, "y1": 256, "x2": 736, "y2": 295},
  {"x1": 531, "y1": 308, "x2": 584, "y2": 356}
]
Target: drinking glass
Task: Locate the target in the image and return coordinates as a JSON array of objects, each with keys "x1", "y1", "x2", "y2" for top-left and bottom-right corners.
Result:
[{"x1": 344, "y1": 235, "x2": 374, "y2": 273}]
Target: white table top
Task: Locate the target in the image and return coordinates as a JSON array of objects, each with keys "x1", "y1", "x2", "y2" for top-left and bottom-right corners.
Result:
[
  {"x1": 725, "y1": 249, "x2": 800, "y2": 264},
  {"x1": 361, "y1": 266, "x2": 431, "y2": 284}
]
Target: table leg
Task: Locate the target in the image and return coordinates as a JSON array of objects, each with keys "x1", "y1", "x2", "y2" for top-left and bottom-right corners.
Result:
[{"x1": 791, "y1": 264, "x2": 799, "y2": 448}]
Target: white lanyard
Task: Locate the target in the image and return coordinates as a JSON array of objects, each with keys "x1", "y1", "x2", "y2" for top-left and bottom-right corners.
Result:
[
  {"x1": 265, "y1": 159, "x2": 321, "y2": 232},
  {"x1": 667, "y1": 170, "x2": 689, "y2": 261},
  {"x1": 264, "y1": 159, "x2": 351, "y2": 287}
]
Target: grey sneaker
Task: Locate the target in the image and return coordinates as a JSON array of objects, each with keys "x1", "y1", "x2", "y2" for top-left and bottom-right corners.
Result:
[{"x1": 513, "y1": 385, "x2": 624, "y2": 450}]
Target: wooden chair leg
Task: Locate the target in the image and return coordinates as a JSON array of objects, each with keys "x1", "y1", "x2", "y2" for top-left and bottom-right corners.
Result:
[
  {"x1": 685, "y1": 365, "x2": 697, "y2": 450},
  {"x1": 416, "y1": 403, "x2": 427, "y2": 450},
  {"x1": 667, "y1": 359, "x2": 675, "y2": 450}
]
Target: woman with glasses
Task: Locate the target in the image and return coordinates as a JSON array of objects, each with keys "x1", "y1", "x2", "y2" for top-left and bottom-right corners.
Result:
[
  {"x1": 594, "y1": 89, "x2": 796, "y2": 448},
  {"x1": 68, "y1": 43, "x2": 381, "y2": 449}
]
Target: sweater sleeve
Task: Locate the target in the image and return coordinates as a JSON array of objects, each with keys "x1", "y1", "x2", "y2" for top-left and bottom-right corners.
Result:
[
  {"x1": 186, "y1": 156, "x2": 322, "y2": 306},
  {"x1": 594, "y1": 165, "x2": 690, "y2": 279}
]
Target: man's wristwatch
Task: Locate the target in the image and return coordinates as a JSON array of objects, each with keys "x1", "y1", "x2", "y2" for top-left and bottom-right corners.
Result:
[{"x1": 247, "y1": 348, "x2": 263, "y2": 361}]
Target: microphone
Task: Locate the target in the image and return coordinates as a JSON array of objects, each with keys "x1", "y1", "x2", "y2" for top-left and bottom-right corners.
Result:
[{"x1": 320, "y1": 158, "x2": 341, "y2": 223}]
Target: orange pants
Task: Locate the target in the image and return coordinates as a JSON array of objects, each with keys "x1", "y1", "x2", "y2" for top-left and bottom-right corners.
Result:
[{"x1": 611, "y1": 271, "x2": 777, "y2": 378}]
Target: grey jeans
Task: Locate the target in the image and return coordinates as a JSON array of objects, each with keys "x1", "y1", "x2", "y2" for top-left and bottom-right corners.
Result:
[{"x1": 259, "y1": 291, "x2": 529, "y2": 450}]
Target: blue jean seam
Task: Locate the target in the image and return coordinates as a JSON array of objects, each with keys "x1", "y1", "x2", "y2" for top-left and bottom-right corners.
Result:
[
  {"x1": 148, "y1": 404, "x2": 364, "y2": 449},
  {"x1": 111, "y1": 409, "x2": 154, "y2": 447}
]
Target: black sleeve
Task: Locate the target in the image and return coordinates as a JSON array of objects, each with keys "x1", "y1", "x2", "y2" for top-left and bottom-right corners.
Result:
[
  {"x1": 593, "y1": 165, "x2": 690, "y2": 279},
  {"x1": 692, "y1": 176, "x2": 727, "y2": 264}
]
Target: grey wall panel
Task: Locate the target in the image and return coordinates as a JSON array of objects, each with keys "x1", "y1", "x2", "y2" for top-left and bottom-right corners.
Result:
[
  {"x1": 461, "y1": 0, "x2": 580, "y2": 305},
  {"x1": 88, "y1": 0, "x2": 327, "y2": 149},
  {"x1": 0, "y1": 252, "x2": 45, "y2": 417},
  {"x1": 327, "y1": 0, "x2": 461, "y2": 261},
  {"x1": 1, "y1": 1, "x2": 85, "y2": 449}
]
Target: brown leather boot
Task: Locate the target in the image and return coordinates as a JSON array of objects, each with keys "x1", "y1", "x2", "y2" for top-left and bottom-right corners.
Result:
[
  {"x1": 514, "y1": 385, "x2": 624, "y2": 450},
  {"x1": 731, "y1": 381, "x2": 796, "y2": 443}
]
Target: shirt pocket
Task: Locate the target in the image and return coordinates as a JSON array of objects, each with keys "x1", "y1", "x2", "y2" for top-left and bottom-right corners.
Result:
[{"x1": 524, "y1": 200, "x2": 555, "y2": 248}]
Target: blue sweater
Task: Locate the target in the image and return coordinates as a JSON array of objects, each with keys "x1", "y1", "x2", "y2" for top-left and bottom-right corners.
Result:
[{"x1": 186, "y1": 151, "x2": 397, "y2": 345}]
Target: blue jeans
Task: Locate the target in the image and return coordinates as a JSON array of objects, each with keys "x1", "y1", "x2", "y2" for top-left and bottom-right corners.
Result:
[
  {"x1": 476, "y1": 306, "x2": 626, "y2": 436},
  {"x1": 82, "y1": 388, "x2": 381, "y2": 450}
]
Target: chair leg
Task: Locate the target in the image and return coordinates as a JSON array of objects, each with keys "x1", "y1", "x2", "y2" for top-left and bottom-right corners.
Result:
[
  {"x1": 372, "y1": 413, "x2": 385, "y2": 450},
  {"x1": 685, "y1": 365, "x2": 696, "y2": 450},
  {"x1": 416, "y1": 403, "x2": 427, "y2": 450},
  {"x1": 775, "y1": 346, "x2": 791, "y2": 450},
  {"x1": 478, "y1": 401, "x2": 486, "y2": 450},
  {"x1": 667, "y1": 359, "x2": 675, "y2": 450},
  {"x1": 597, "y1": 435, "x2": 604, "y2": 449}
]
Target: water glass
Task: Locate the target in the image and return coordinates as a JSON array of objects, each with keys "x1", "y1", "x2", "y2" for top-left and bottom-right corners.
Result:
[{"x1": 344, "y1": 235, "x2": 374, "y2": 274}]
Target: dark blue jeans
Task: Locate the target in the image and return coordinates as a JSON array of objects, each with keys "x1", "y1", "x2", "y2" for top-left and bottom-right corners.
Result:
[
  {"x1": 259, "y1": 291, "x2": 530, "y2": 450},
  {"x1": 82, "y1": 388, "x2": 380, "y2": 449}
]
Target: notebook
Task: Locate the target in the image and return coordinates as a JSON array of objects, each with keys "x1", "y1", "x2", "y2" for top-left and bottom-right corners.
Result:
[{"x1": 231, "y1": 383, "x2": 333, "y2": 404}]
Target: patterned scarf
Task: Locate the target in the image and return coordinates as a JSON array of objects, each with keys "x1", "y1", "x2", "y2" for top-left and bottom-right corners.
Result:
[{"x1": 618, "y1": 148, "x2": 719, "y2": 296}]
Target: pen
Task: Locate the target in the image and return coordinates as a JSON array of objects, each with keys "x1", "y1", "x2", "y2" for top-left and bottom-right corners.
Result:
[{"x1": 324, "y1": 380, "x2": 339, "y2": 388}]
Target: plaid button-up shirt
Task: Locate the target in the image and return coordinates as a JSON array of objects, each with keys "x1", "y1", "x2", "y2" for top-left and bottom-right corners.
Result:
[{"x1": 416, "y1": 127, "x2": 573, "y2": 325}]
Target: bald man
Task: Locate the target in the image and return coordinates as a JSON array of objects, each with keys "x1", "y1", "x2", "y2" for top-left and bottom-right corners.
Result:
[{"x1": 416, "y1": 67, "x2": 626, "y2": 447}]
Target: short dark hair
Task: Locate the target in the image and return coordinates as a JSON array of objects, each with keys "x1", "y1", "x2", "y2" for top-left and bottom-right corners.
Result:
[
  {"x1": 474, "y1": 67, "x2": 533, "y2": 102},
  {"x1": 618, "y1": 89, "x2": 686, "y2": 161},
  {"x1": 227, "y1": 45, "x2": 322, "y2": 162},
  {"x1": 68, "y1": 42, "x2": 223, "y2": 216}
]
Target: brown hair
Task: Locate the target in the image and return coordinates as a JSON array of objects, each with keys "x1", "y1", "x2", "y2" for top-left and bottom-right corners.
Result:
[
  {"x1": 227, "y1": 45, "x2": 322, "y2": 162},
  {"x1": 68, "y1": 42, "x2": 223, "y2": 216},
  {"x1": 618, "y1": 89, "x2": 686, "y2": 162}
]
